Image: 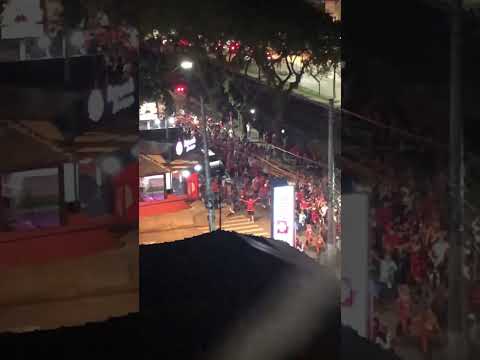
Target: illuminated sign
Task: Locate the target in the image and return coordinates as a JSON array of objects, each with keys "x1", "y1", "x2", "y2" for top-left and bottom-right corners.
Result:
[
  {"x1": 88, "y1": 89, "x2": 104, "y2": 122},
  {"x1": 175, "y1": 137, "x2": 196, "y2": 156},
  {"x1": 175, "y1": 141, "x2": 184, "y2": 156},
  {"x1": 107, "y1": 77, "x2": 135, "y2": 114},
  {"x1": 87, "y1": 77, "x2": 136, "y2": 122},
  {"x1": 183, "y1": 137, "x2": 196, "y2": 152},
  {"x1": 272, "y1": 185, "x2": 295, "y2": 246},
  {"x1": 139, "y1": 102, "x2": 158, "y2": 121}
]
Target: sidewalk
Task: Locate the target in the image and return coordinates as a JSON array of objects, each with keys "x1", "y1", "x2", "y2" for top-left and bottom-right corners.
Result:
[{"x1": 140, "y1": 201, "x2": 205, "y2": 233}]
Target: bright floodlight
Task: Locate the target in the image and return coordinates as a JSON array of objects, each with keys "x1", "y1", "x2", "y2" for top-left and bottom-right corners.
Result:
[
  {"x1": 281, "y1": 129, "x2": 286, "y2": 134},
  {"x1": 168, "y1": 116, "x2": 176, "y2": 125},
  {"x1": 181, "y1": 170, "x2": 191, "y2": 178},
  {"x1": 180, "y1": 60, "x2": 194, "y2": 70},
  {"x1": 194, "y1": 164, "x2": 202, "y2": 172},
  {"x1": 250, "y1": 108, "x2": 256, "y2": 114}
]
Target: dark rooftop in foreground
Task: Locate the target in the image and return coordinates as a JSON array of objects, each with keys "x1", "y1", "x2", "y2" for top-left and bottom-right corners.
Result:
[{"x1": 0, "y1": 231, "x2": 399, "y2": 360}]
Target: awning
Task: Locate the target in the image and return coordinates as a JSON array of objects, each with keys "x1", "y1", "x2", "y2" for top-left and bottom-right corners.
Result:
[
  {"x1": 169, "y1": 159, "x2": 198, "y2": 170},
  {"x1": 139, "y1": 154, "x2": 170, "y2": 177},
  {"x1": 7, "y1": 120, "x2": 139, "y2": 160}
]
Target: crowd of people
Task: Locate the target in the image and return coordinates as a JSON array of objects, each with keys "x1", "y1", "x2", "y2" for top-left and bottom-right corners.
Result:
[
  {"x1": 363, "y1": 156, "x2": 480, "y2": 357},
  {"x1": 175, "y1": 112, "x2": 339, "y2": 261},
  {"x1": 173, "y1": 109, "x2": 479, "y2": 357}
]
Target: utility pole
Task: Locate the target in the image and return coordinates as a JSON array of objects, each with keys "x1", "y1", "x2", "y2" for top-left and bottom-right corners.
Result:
[
  {"x1": 63, "y1": 27, "x2": 71, "y2": 87},
  {"x1": 218, "y1": 175, "x2": 222, "y2": 230},
  {"x1": 448, "y1": 0, "x2": 467, "y2": 359},
  {"x1": 327, "y1": 98, "x2": 336, "y2": 266},
  {"x1": 200, "y1": 96, "x2": 216, "y2": 231},
  {"x1": 332, "y1": 63, "x2": 337, "y2": 102}
]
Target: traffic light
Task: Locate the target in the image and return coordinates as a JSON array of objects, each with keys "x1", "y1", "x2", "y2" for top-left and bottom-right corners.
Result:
[{"x1": 174, "y1": 84, "x2": 187, "y2": 95}]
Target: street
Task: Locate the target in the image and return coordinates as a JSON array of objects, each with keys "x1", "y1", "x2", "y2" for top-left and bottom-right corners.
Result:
[
  {"x1": 0, "y1": 231, "x2": 138, "y2": 333},
  {"x1": 140, "y1": 200, "x2": 271, "y2": 245}
]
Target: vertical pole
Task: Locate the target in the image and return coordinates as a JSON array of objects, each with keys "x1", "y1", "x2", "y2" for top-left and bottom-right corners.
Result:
[
  {"x1": 332, "y1": 63, "x2": 337, "y2": 102},
  {"x1": 448, "y1": 1, "x2": 467, "y2": 359},
  {"x1": 327, "y1": 98, "x2": 336, "y2": 263},
  {"x1": 19, "y1": 39, "x2": 27, "y2": 61},
  {"x1": 58, "y1": 165, "x2": 66, "y2": 226},
  {"x1": 64, "y1": 30, "x2": 70, "y2": 87},
  {"x1": 219, "y1": 175, "x2": 222, "y2": 230},
  {"x1": 200, "y1": 96, "x2": 216, "y2": 231}
]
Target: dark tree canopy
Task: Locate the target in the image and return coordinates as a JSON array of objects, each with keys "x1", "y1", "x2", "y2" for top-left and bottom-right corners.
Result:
[{"x1": 138, "y1": 0, "x2": 340, "y2": 130}]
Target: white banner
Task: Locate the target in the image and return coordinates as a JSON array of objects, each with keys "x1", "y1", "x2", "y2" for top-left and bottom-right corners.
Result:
[
  {"x1": 272, "y1": 185, "x2": 295, "y2": 246},
  {"x1": 341, "y1": 193, "x2": 370, "y2": 338}
]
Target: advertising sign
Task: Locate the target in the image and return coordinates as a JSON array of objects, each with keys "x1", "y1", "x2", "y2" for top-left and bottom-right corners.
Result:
[
  {"x1": 341, "y1": 193, "x2": 370, "y2": 338},
  {"x1": 272, "y1": 185, "x2": 295, "y2": 246}
]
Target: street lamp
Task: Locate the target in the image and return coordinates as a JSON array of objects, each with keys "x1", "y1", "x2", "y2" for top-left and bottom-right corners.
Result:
[
  {"x1": 180, "y1": 60, "x2": 194, "y2": 70},
  {"x1": 177, "y1": 59, "x2": 216, "y2": 231},
  {"x1": 250, "y1": 108, "x2": 256, "y2": 115}
]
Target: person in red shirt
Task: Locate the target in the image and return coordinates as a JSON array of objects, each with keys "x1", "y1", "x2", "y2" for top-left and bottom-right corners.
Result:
[
  {"x1": 295, "y1": 236, "x2": 304, "y2": 251},
  {"x1": 383, "y1": 225, "x2": 400, "y2": 254},
  {"x1": 311, "y1": 208, "x2": 320, "y2": 230},
  {"x1": 241, "y1": 196, "x2": 260, "y2": 223},
  {"x1": 305, "y1": 224, "x2": 314, "y2": 248},
  {"x1": 300, "y1": 198, "x2": 310, "y2": 212},
  {"x1": 410, "y1": 242, "x2": 426, "y2": 285},
  {"x1": 395, "y1": 285, "x2": 412, "y2": 336},
  {"x1": 315, "y1": 232, "x2": 326, "y2": 255},
  {"x1": 376, "y1": 203, "x2": 393, "y2": 231}
]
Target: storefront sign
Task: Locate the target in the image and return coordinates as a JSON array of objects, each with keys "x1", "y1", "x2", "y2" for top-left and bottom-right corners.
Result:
[
  {"x1": 184, "y1": 137, "x2": 196, "y2": 152},
  {"x1": 272, "y1": 185, "x2": 295, "y2": 246},
  {"x1": 88, "y1": 89, "x2": 105, "y2": 122},
  {"x1": 107, "y1": 77, "x2": 135, "y2": 114},
  {"x1": 175, "y1": 137, "x2": 196, "y2": 156},
  {"x1": 175, "y1": 141, "x2": 184, "y2": 156},
  {"x1": 88, "y1": 77, "x2": 136, "y2": 122}
]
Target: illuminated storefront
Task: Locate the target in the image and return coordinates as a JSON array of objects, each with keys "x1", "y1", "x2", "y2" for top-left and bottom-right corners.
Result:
[{"x1": 139, "y1": 154, "x2": 199, "y2": 203}]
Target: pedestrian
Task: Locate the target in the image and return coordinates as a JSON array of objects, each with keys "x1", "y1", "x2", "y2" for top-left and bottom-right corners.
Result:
[
  {"x1": 379, "y1": 253, "x2": 398, "y2": 301},
  {"x1": 395, "y1": 284, "x2": 412, "y2": 337},
  {"x1": 416, "y1": 305, "x2": 441, "y2": 359},
  {"x1": 241, "y1": 196, "x2": 260, "y2": 223}
]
